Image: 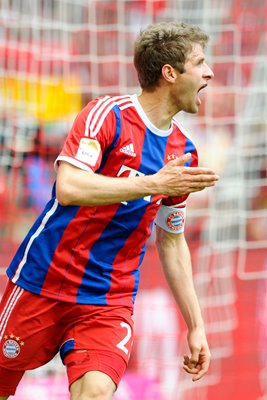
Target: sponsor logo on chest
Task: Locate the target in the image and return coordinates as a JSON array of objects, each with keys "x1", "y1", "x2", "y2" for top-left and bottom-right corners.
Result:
[{"x1": 119, "y1": 143, "x2": 136, "y2": 157}]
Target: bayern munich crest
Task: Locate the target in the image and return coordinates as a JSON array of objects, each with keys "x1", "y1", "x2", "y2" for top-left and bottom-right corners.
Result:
[
  {"x1": 166, "y1": 211, "x2": 185, "y2": 231},
  {"x1": 2, "y1": 334, "x2": 24, "y2": 359}
]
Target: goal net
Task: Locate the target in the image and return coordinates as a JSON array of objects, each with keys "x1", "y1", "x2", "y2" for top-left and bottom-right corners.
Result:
[{"x1": 0, "y1": 1, "x2": 266, "y2": 399}]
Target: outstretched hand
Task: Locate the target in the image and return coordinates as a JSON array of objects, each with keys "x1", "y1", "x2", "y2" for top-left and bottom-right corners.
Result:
[
  {"x1": 155, "y1": 153, "x2": 219, "y2": 197},
  {"x1": 183, "y1": 327, "x2": 211, "y2": 382}
]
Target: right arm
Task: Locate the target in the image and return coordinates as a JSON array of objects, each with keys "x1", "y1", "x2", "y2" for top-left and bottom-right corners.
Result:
[{"x1": 56, "y1": 153, "x2": 219, "y2": 206}]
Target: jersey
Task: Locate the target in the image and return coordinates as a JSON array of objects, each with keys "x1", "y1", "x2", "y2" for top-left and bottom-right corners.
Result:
[{"x1": 6, "y1": 94, "x2": 198, "y2": 308}]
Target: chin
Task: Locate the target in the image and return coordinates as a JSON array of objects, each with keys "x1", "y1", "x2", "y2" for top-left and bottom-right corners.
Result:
[
  {"x1": 180, "y1": 101, "x2": 199, "y2": 114},
  {"x1": 185, "y1": 107, "x2": 198, "y2": 114}
]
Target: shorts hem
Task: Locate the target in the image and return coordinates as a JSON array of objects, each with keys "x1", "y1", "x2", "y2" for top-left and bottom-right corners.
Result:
[
  {"x1": 65, "y1": 350, "x2": 127, "y2": 389},
  {"x1": 0, "y1": 366, "x2": 25, "y2": 396}
]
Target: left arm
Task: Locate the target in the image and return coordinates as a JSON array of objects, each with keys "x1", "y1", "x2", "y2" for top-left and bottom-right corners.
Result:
[{"x1": 155, "y1": 226, "x2": 210, "y2": 381}]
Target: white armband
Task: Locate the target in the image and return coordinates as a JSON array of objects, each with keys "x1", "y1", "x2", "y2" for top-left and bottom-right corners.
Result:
[{"x1": 155, "y1": 204, "x2": 186, "y2": 234}]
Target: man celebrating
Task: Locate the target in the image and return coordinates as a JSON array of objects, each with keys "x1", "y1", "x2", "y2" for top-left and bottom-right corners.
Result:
[{"x1": 0, "y1": 22, "x2": 218, "y2": 400}]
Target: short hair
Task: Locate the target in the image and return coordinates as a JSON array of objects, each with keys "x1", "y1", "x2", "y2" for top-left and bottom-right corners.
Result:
[{"x1": 133, "y1": 22, "x2": 209, "y2": 91}]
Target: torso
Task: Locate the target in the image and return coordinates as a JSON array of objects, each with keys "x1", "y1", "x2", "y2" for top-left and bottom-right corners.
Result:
[{"x1": 7, "y1": 94, "x2": 197, "y2": 308}]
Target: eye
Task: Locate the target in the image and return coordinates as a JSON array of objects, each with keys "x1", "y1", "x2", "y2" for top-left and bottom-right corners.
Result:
[{"x1": 197, "y1": 59, "x2": 205, "y2": 66}]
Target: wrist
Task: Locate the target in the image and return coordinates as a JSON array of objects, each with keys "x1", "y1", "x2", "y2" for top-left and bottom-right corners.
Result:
[
  {"x1": 140, "y1": 174, "x2": 161, "y2": 196},
  {"x1": 187, "y1": 323, "x2": 205, "y2": 332}
]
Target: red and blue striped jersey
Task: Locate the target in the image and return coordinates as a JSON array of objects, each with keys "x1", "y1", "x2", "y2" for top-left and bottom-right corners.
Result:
[{"x1": 7, "y1": 94, "x2": 198, "y2": 307}]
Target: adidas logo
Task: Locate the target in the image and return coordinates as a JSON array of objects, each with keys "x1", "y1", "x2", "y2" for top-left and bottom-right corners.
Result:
[{"x1": 120, "y1": 143, "x2": 136, "y2": 157}]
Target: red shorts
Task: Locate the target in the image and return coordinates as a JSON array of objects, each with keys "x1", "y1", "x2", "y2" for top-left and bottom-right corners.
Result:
[{"x1": 0, "y1": 281, "x2": 134, "y2": 396}]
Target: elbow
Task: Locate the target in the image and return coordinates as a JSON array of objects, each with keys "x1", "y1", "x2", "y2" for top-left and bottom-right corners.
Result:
[
  {"x1": 56, "y1": 181, "x2": 76, "y2": 206},
  {"x1": 56, "y1": 161, "x2": 87, "y2": 206}
]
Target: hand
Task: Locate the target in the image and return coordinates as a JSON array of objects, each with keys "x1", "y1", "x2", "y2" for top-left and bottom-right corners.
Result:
[
  {"x1": 183, "y1": 327, "x2": 211, "y2": 381},
  {"x1": 155, "y1": 153, "x2": 219, "y2": 197}
]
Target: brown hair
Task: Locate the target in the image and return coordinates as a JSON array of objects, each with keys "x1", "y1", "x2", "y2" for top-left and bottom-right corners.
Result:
[{"x1": 134, "y1": 22, "x2": 209, "y2": 91}]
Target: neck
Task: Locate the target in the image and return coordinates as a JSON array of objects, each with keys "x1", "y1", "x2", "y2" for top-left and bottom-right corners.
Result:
[{"x1": 137, "y1": 89, "x2": 180, "y2": 130}]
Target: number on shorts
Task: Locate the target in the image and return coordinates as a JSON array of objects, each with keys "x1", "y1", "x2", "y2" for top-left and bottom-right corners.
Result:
[{"x1": 116, "y1": 322, "x2": 132, "y2": 355}]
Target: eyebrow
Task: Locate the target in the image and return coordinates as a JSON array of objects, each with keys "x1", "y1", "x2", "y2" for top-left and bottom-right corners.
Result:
[
  {"x1": 192, "y1": 55, "x2": 205, "y2": 64},
  {"x1": 186, "y1": 50, "x2": 205, "y2": 64}
]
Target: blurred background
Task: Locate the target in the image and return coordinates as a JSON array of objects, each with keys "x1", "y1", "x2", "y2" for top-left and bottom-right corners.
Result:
[{"x1": 0, "y1": 0, "x2": 267, "y2": 399}]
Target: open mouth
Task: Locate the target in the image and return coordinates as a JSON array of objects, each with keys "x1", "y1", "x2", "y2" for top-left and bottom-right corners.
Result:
[
  {"x1": 196, "y1": 84, "x2": 208, "y2": 106},
  {"x1": 198, "y1": 84, "x2": 208, "y2": 93}
]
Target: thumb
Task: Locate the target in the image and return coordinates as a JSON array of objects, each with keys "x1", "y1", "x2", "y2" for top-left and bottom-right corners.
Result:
[
  {"x1": 173, "y1": 153, "x2": 192, "y2": 166},
  {"x1": 188, "y1": 349, "x2": 199, "y2": 368}
]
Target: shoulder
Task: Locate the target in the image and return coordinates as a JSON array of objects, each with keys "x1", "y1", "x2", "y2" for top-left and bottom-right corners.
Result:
[{"x1": 82, "y1": 95, "x2": 134, "y2": 137}]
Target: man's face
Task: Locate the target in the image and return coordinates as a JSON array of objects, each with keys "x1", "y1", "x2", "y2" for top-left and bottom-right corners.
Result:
[{"x1": 171, "y1": 43, "x2": 214, "y2": 114}]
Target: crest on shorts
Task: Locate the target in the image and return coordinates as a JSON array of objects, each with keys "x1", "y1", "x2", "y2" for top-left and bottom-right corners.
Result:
[{"x1": 2, "y1": 333, "x2": 24, "y2": 359}]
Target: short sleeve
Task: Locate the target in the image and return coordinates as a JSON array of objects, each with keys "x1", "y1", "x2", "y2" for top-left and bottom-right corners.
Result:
[{"x1": 54, "y1": 97, "x2": 117, "y2": 172}]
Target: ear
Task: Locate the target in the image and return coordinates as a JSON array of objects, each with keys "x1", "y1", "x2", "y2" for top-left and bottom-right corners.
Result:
[{"x1": 162, "y1": 64, "x2": 177, "y2": 83}]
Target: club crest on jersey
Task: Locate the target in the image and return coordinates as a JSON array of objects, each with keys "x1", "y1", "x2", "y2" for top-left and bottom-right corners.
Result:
[
  {"x1": 166, "y1": 211, "x2": 185, "y2": 231},
  {"x1": 167, "y1": 154, "x2": 178, "y2": 161},
  {"x1": 2, "y1": 334, "x2": 24, "y2": 359}
]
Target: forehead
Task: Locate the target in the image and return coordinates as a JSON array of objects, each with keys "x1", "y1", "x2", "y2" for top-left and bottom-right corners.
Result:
[{"x1": 186, "y1": 43, "x2": 205, "y2": 61}]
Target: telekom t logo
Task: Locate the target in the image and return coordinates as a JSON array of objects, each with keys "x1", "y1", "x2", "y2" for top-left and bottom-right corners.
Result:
[{"x1": 117, "y1": 165, "x2": 151, "y2": 204}]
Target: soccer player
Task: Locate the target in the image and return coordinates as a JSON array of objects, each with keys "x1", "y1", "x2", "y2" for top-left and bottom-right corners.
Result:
[{"x1": 0, "y1": 22, "x2": 218, "y2": 400}]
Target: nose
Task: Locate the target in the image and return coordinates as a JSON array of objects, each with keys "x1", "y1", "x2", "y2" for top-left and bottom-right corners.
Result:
[{"x1": 204, "y1": 63, "x2": 214, "y2": 80}]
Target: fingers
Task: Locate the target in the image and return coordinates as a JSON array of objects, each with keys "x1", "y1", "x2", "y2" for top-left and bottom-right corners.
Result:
[
  {"x1": 182, "y1": 166, "x2": 218, "y2": 176},
  {"x1": 183, "y1": 352, "x2": 199, "y2": 375},
  {"x1": 172, "y1": 162, "x2": 220, "y2": 186},
  {"x1": 174, "y1": 153, "x2": 192, "y2": 165},
  {"x1": 158, "y1": 155, "x2": 219, "y2": 196},
  {"x1": 182, "y1": 168, "x2": 219, "y2": 190},
  {"x1": 182, "y1": 169, "x2": 220, "y2": 186},
  {"x1": 183, "y1": 176, "x2": 219, "y2": 193},
  {"x1": 183, "y1": 352, "x2": 210, "y2": 382},
  {"x1": 171, "y1": 155, "x2": 219, "y2": 179}
]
